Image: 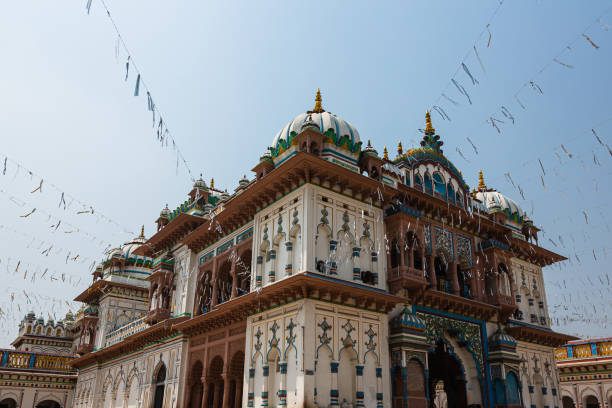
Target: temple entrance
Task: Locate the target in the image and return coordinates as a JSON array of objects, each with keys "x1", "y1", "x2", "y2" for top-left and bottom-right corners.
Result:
[
  {"x1": 428, "y1": 341, "x2": 467, "y2": 408},
  {"x1": 0, "y1": 399, "x2": 17, "y2": 408},
  {"x1": 585, "y1": 395, "x2": 599, "y2": 408},
  {"x1": 153, "y1": 364, "x2": 166, "y2": 408}
]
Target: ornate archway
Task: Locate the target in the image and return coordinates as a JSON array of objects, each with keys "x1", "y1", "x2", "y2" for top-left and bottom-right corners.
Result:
[
  {"x1": 428, "y1": 340, "x2": 467, "y2": 408},
  {"x1": 153, "y1": 363, "x2": 166, "y2": 408}
]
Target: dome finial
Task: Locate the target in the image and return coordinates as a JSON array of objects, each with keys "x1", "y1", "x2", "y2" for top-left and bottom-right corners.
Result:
[
  {"x1": 397, "y1": 141, "x2": 403, "y2": 156},
  {"x1": 139, "y1": 225, "x2": 145, "y2": 239},
  {"x1": 425, "y1": 110, "x2": 435, "y2": 135},
  {"x1": 478, "y1": 169, "x2": 487, "y2": 190},
  {"x1": 312, "y1": 89, "x2": 325, "y2": 113},
  {"x1": 383, "y1": 146, "x2": 389, "y2": 160},
  {"x1": 210, "y1": 177, "x2": 215, "y2": 189}
]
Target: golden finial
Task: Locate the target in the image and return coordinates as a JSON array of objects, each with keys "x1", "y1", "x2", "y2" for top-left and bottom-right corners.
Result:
[
  {"x1": 477, "y1": 169, "x2": 487, "y2": 190},
  {"x1": 312, "y1": 89, "x2": 325, "y2": 113},
  {"x1": 383, "y1": 146, "x2": 389, "y2": 160},
  {"x1": 210, "y1": 177, "x2": 215, "y2": 189},
  {"x1": 139, "y1": 225, "x2": 145, "y2": 239},
  {"x1": 425, "y1": 110, "x2": 435, "y2": 135},
  {"x1": 397, "y1": 141, "x2": 403, "y2": 156}
]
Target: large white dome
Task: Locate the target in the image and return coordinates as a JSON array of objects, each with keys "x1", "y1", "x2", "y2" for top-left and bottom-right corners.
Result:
[
  {"x1": 476, "y1": 190, "x2": 526, "y2": 221},
  {"x1": 272, "y1": 90, "x2": 360, "y2": 151}
]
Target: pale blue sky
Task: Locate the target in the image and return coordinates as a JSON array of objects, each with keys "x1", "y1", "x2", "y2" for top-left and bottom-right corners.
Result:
[{"x1": 1, "y1": 1, "x2": 611, "y2": 346}]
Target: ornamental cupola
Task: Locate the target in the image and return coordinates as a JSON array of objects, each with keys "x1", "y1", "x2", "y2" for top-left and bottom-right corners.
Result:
[
  {"x1": 252, "y1": 150, "x2": 275, "y2": 181},
  {"x1": 474, "y1": 169, "x2": 528, "y2": 228},
  {"x1": 359, "y1": 139, "x2": 384, "y2": 181},
  {"x1": 420, "y1": 110, "x2": 443, "y2": 153},
  {"x1": 389, "y1": 305, "x2": 429, "y2": 350},
  {"x1": 156, "y1": 204, "x2": 172, "y2": 231},
  {"x1": 188, "y1": 173, "x2": 209, "y2": 203}
]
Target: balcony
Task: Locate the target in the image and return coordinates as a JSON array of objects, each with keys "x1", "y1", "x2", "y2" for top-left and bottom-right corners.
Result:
[
  {"x1": 76, "y1": 343, "x2": 94, "y2": 355},
  {"x1": 0, "y1": 349, "x2": 76, "y2": 373},
  {"x1": 104, "y1": 316, "x2": 148, "y2": 347},
  {"x1": 387, "y1": 266, "x2": 428, "y2": 294},
  {"x1": 146, "y1": 307, "x2": 170, "y2": 325}
]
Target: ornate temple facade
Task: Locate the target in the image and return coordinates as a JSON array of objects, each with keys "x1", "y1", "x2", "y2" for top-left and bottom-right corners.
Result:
[
  {"x1": 68, "y1": 91, "x2": 575, "y2": 408},
  {"x1": 0, "y1": 314, "x2": 78, "y2": 408},
  {"x1": 555, "y1": 337, "x2": 612, "y2": 408}
]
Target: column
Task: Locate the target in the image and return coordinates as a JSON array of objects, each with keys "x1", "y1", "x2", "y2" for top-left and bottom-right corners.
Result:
[
  {"x1": 211, "y1": 258, "x2": 219, "y2": 307},
  {"x1": 234, "y1": 380, "x2": 243, "y2": 408},
  {"x1": 262, "y1": 365, "x2": 269, "y2": 407},
  {"x1": 279, "y1": 362, "x2": 287, "y2": 406},
  {"x1": 200, "y1": 378, "x2": 209, "y2": 408},
  {"x1": 427, "y1": 254, "x2": 436, "y2": 289},
  {"x1": 222, "y1": 374, "x2": 231, "y2": 408},
  {"x1": 330, "y1": 362, "x2": 339, "y2": 406},
  {"x1": 355, "y1": 365, "x2": 364, "y2": 408},
  {"x1": 468, "y1": 268, "x2": 478, "y2": 299},
  {"x1": 229, "y1": 255, "x2": 237, "y2": 300},
  {"x1": 247, "y1": 368, "x2": 255, "y2": 407},
  {"x1": 376, "y1": 367, "x2": 383, "y2": 408},
  {"x1": 401, "y1": 365, "x2": 408, "y2": 408},
  {"x1": 212, "y1": 381, "x2": 221, "y2": 408},
  {"x1": 399, "y1": 236, "x2": 406, "y2": 268},
  {"x1": 450, "y1": 261, "x2": 460, "y2": 295}
]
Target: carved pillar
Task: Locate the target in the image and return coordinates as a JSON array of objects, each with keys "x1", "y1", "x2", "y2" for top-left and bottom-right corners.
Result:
[
  {"x1": 262, "y1": 365, "x2": 269, "y2": 407},
  {"x1": 211, "y1": 258, "x2": 219, "y2": 307},
  {"x1": 450, "y1": 261, "x2": 460, "y2": 295},
  {"x1": 234, "y1": 379, "x2": 243, "y2": 408},
  {"x1": 212, "y1": 380, "x2": 221, "y2": 408},
  {"x1": 201, "y1": 379, "x2": 209, "y2": 408},
  {"x1": 376, "y1": 367, "x2": 383, "y2": 408},
  {"x1": 427, "y1": 254, "x2": 436, "y2": 289},
  {"x1": 279, "y1": 362, "x2": 287, "y2": 406},
  {"x1": 468, "y1": 269, "x2": 478, "y2": 300},
  {"x1": 229, "y1": 254, "x2": 237, "y2": 300},
  {"x1": 222, "y1": 374, "x2": 231, "y2": 408},
  {"x1": 330, "y1": 362, "x2": 339, "y2": 406},
  {"x1": 247, "y1": 368, "x2": 255, "y2": 407},
  {"x1": 356, "y1": 365, "x2": 364, "y2": 407}
]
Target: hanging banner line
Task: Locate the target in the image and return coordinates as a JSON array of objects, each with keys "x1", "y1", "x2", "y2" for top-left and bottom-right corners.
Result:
[
  {"x1": 0, "y1": 152, "x2": 134, "y2": 236},
  {"x1": 87, "y1": 0, "x2": 196, "y2": 182},
  {"x1": 428, "y1": 0, "x2": 506, "y2": 113}
]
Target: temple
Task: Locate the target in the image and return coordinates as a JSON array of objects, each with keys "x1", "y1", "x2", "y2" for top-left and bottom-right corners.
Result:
[{"x1": 61, "y1": 91, "x2": 577, "y2": 408}]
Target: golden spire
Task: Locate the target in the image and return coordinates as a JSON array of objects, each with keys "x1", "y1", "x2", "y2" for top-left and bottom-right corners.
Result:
[
  {"x1": 425, "y1": 110, "x2": 435, "y2": 134},
  {"x1": 139, "y1": 225, "x2": 145, "y2": 239},
  {"x1": 397, "y1": 141, "x2": 403, "y2": 156},
  {"x1": 383, "y1": 146, "x2": 389, "y2": 160},
  {"x1": 312, "y1": 88, "x2": 325, "y2": 113},
  {"x1": 477, "y1": 169, "x2": 487, "y2": 190},
  {"x1": 210, "y1": 177, "x2": 215, "y2": 189}
]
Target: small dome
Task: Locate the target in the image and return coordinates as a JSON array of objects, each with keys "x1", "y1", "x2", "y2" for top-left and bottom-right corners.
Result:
[
  {"x1": 488, "y1": 327, "x2": 517, "y2": 348},
  {"x1": 36, "y1": 316, "x2": 44, "y2": 323},
  {"x1": 65, "y1": 311, "x2": 74, "y2": 321},
  {"x1": 362, "y1": 140, "x2": 378, "y2": 157},
  {"x1": 193, "y1": 174, "x2": 207, "y2": 190},
  {"x1": 475, "y1": 190, "x2": 526, "y2": 222},
  {"x1": 272, "y1": 90, "x2": 360, "y2": 152},
  {"x1": 239, "y1": 175, "x2": 249, "y2": 187},
  {"x1": 26, "y1": 311, "x2": 35, "y2": 319},
  {"x1": 390, "y1": 306, "x2": 427, "y2": 332},
  {"x1": 160, "y1": 204, "x2": 171, "y2": 218}
]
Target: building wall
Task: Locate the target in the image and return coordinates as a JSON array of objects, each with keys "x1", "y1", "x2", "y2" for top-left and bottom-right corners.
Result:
[
  {"x1": 517, "y1": 340, "x2": 560, "y2": 408},
  {"x1": 73, "y1": 337, "x2": 187, "y2": 408},
  {"x1": 511, "y1": 258, "x2": 551, "y2": 328},
  {"x1": 0, "y1": 386, "x2": 73, "y2": 408},
  {"x1": 244, "y1": 299, "x2": 390, "y2": 408}
]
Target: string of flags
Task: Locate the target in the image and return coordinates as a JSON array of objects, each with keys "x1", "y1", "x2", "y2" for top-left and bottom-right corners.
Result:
[
  {"x1": 0, "y1": 152, "x2": 134, "y2": 236},
  {"x1": 85, "y1": 0, "x2": 197, "y2": 182}
]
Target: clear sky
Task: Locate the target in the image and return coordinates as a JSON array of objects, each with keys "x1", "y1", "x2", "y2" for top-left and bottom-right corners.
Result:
[{"x1": 1, "y1": 0, "x2": 611, "y2": 346}]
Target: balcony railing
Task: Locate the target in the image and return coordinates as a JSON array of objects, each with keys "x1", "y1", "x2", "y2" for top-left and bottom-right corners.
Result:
[
  {"x1": 0, "y1": 349, "x2": 76, "y2": 373},
  {"x1": 104, "y1": 316, "x2": 148, "y2": 347}
]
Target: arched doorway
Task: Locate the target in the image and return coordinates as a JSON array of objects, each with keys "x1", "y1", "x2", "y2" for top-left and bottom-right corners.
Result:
[
  {"x1": 0, "y1": 399, "x2": 17, "y2": 408},
  {"x1": 428, "y1": 341, "x2": 467, "y2": 408},
  {"x1": 189, "y1": 360, "x2": 204, "y2": 408},
  {"x1": 36, "y1": 401, "x2": 61, "y2": 408},
  {"x1": 153, "y1": 364, "x2": 166, "y2": 408},
  {"x1": 208, "y1": 355, "x2": 224, "y2": 408},
  {"x1": 585, "y1": 395, "x2": 599, "y2": 408},
  {"x1": 562, "y1": 396, "x2": 575, "y2": 408},
  {"x1": 229, "y1": 351, "x2": 245, "y2": 408}
]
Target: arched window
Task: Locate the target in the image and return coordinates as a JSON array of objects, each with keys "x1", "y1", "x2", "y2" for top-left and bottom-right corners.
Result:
[
  {"x1": 505, "y1": 372, "x2": 521, "y2": 405},
  {"x1": 456, "y1": 192, "x2": 463, "y2": 208},
  {"x1": 447, "y1": 184, "x2": 455, "y2": 204},
  {"x1": 424, "y1": 174, "x2": 433, "y2": 195},
  {"x1": 414, "y1": 174, "x2": 423, "y2": 192},
  {"x1": 153, "y1": 364, "x2": 166, "y2": 408},
  {"x1": 433, "y1": 173, "x2": 446, "y2": 197}
]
